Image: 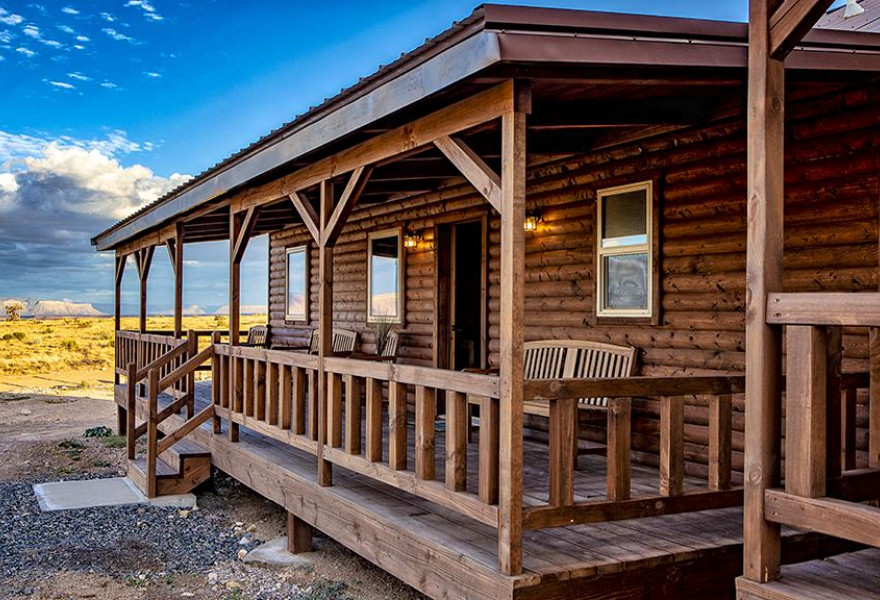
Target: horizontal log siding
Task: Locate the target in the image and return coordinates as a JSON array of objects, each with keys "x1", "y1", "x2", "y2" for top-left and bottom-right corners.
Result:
[{"x1": 268, "y1": 82, "x2": 880, "y2": 478}]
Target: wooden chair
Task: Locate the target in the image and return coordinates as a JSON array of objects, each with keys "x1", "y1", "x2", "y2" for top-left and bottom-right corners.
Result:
[
  {"x1": 241, "y1": 325, "x2": 268, "y2": 348},
  {"x1": 350, "y1": 330, "x2": 400, "y2": 363},
  {"x1": 331, "y1": 329, "x2": 359, "y2": 356}
]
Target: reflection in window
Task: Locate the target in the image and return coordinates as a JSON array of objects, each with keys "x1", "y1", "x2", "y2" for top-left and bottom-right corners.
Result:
[
  {"x1": 368, "y1": 230, "x2": 402, "y2": 323},
  {"x1": 286, "y1": 246, "x2": 308, "y2": 321},
  {"x1": 597, "y1": 182, "x2": 652, "y2": 317}
]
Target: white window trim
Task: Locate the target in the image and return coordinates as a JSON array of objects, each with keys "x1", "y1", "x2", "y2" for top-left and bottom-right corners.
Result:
[
  {"x1": 367, "y1": 228, "x2": 404, "y2": 324},
  {"x1": 285, "y1": 245, "x2": 309, "y2": 322},
  {"x1": 596, "y1": 181, "x2": 653, "y2": 319}
]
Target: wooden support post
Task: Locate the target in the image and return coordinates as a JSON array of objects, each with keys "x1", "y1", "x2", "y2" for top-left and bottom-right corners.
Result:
[
  {"x1": 497, "y1": 82, "x2": 529, "y2": 576},
  {"x1": 660, "y1": 396, "x2": 685, "y2": 497},
  {"x1": 607, "y1": 397, "x2": 632, "y2": 501},
  {"x1": 317, "y1": 180, "x2": 334, "y2": 486},
  {"x1": 211, "y1": 331, "x2": 222, "y2": 434},
  {"x1": 126, "y1": 362, "x2": 137, "y2": 460},
  {"x1": 785, "y1": 325, "x2": 827, "y2": 498},
  {"x1": 743, "y1": 0, "x2": 785, "y2": 582},
  {"x1": 287, "y1": 512, "x2": 314, "y2": 554},
  {"x1": 168, "y1": 223, "x2": 184, "y2": 338},
  {"x1": 114, "y1": 253, "x2": 126, "y2": 333},
  {"x1": 136, "y1": 246, "x2": 154, "y2": 334},
  {"x1": 146, "y1": 368, "x2": 159, "y2": 498},
  {"x1": 186, "y1": 329, "x2": 197, "y2": 419}
]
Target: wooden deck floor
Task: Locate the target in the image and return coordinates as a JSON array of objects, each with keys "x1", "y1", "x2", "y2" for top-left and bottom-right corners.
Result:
[{"x1": 124, "y1": 382, "x2": 853, "y2": 600}]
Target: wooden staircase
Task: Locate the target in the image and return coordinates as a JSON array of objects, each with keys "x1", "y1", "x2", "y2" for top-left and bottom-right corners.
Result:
[{"x1": 128, "y1": 438, "x2": 212, "y2": 496}]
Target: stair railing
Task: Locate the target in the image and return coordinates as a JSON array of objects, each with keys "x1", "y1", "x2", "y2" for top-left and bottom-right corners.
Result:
[{"x1": 143, "y1": 332, "x2": 220, "y2": 497}]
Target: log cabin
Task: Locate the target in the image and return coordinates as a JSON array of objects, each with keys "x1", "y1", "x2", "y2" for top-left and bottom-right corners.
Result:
[{"x1": 91, "y1": 3, "x2": 880, "y2": 599}]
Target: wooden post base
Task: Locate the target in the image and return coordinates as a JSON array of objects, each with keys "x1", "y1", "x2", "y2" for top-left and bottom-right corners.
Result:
[
  {"x1": 287, "y1": 512, "x2": 314, "y2": 554},
  {"x1": 117, "y1": 405, "x2": 127, "y2": 436}
]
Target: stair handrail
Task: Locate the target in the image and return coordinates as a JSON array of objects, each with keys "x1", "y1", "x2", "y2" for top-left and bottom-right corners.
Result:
[{"x1": 144, "y1": 332, "x2": 220, "y2": 498}]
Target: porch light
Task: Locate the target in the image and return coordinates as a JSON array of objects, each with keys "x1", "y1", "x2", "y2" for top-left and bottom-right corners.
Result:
[
  {"x1": 524, "y1": 209, "x2": 542, "y2": 232},
  {"x1": 404, "y1": 229, "x2": 420, "y2": 249},
  {"x1": 844, "y1": 0, "x2": 865, "y2": 18}
]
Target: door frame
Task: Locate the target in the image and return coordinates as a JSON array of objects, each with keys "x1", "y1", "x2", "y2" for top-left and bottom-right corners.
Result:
[{"x1": 433, "y1": 211, "x2": 489, "y2": 370}]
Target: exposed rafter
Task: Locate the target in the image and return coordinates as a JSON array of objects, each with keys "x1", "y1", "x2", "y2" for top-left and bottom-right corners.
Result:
[
  {"x1": 232, "y1": 206, "x2": 260, "y2": 264},
  {"x1": 769, "y1": 0, "x2": 835, "y2": 59}
]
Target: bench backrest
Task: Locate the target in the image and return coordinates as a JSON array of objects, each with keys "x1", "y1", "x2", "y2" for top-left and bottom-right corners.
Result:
[
  {"x1": 304, "y1": 328, "x2": 359, "y2": 355},
  {"x1": 524, "y1": 339, "x2": 637, "y2": 408},
  {"x1": 381, "y1": 330, "x2": 400, "y2": 360},
  {"x1": 246, "y1": 325, "x2": 268, "y2": 347}
]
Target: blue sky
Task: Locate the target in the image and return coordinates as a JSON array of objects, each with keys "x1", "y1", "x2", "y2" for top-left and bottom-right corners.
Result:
[{"x1": 0, "y1": 0, "x2": 768, "y2": 314}]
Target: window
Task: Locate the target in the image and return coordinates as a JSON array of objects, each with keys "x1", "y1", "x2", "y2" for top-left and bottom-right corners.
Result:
[
  {"x1": 367, "y1": 229, "x2": 403, "y2": 323},
  {"x1": 596, "y1": 181, "x2": 654, "y2": 318},
  {"x1": 285, "y1": 246, "x2": 309, "y2": 321}
]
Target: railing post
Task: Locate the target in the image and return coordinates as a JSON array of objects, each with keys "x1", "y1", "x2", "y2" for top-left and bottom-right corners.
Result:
[
  {"x1": 126, "y1": 362, "x2": 137, "y2": 460},
  {"x1": 146, "y1": 367, "x2": 159, "y2": 498},
  {"x1": 186, "y1": 329, "x2": 197, "y2": 419},
  {"x1": 211, "y1": 331, "x2": 222, "y2": 434}
]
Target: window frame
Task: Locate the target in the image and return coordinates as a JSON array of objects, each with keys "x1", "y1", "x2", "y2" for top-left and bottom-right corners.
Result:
[
  {"x1": 284, "y1": 244, "x2": 310, "y2": 323},
  {"x1": 594, "y1": 180, "x2": 660, "y2": 324},
  {"x1": 366, "y1": 228, "x2": 404, "y2": 324}
]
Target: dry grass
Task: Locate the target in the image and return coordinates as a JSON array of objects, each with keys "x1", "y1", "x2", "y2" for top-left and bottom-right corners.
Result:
[{"x1": 0, "y1": 315, "x2": 266, "y2": 392}]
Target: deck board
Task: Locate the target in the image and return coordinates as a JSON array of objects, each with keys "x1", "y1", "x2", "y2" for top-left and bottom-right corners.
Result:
[{"x1": 125, "y1": 382, "x2": 856, "y2": 600}]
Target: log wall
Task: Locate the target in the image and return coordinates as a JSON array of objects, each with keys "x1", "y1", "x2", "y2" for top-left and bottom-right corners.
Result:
[{"x1": 268, "y1": 81, "x2": 880, "y2": 478}]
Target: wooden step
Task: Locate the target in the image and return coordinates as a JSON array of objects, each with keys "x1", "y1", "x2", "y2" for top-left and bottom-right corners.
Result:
[
  {"x1": 127, "y1": 439, "x2": 212, "y2": 497},
  {"x1": 162, "y1": 438, "x2": 210, "y2": 472},
  {"x1": 736, "y1": 549, "x2": 880, "y2": 600}
]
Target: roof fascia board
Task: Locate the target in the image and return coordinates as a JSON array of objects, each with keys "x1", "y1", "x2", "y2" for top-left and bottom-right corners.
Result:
[{"x1": 94, "y1": 29, "x2": 501, "y2": 251}]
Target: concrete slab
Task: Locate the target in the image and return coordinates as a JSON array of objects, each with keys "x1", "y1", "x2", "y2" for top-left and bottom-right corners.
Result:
[
  {"x1": 149, "y1": 494, "x2": 198, "y2": 508},
  {"x1": 241, "y1": 537, "x2": 315, "y2": 568},
  {"x1": 34, "y1": 477, "x2": 146, "y2": 511}
]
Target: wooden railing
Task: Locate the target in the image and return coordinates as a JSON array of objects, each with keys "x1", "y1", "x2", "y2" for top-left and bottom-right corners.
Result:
[
  {"x1": 763, "y1": 292, "x2": 880, "y2": 555},
  {"x1": 520, "y1": 375, "x2": 747, "y2": 529},
  {"x1": 115, "y1": 330, "x2": 189, "y2": 378},
  {"x1": 321, "y1": 357, "x2": 502, "y2": 527},
  {"x1": 212, "y1": 345, "x2": 321, "y2": 456}
]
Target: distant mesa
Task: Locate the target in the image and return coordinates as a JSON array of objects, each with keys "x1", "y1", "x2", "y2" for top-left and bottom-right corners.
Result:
[
  {"x1": 1, "y1": 298, "x2": 105, "y2": 318},
  {"x1": 157, "y1": 304, "x2": 206, "y2": 316},
  {"x1": 214, "y1": 304, "x2": 268, "y2": 316}
]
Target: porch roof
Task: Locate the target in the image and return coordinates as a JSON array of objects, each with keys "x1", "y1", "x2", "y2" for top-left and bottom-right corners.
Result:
[{"x1": 91, "y1": 3, "x2": 880, "y2": 252}]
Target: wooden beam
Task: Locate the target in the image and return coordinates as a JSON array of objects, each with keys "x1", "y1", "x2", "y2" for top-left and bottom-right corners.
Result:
[
  {"x1": 317, "y1": 180, "x2": 334, "y2": 487},
  {"x1": 434, "y1": 135, "x2": 502, "y2": 212},
  {"x1": 289, "y1": 191, "x2": 320, "y2": 243},
  {"x1": 232, "y1": 206, "x2": 260, "y2": 265},
  {"x1": 768, "y1": 292, "x2": 880, "y2": 326},
  {"x1": 228, "y1": 209, "x2": 243, "y2": 347},
  {"x1": 743, "y1": 0, "x2": 785, "y2": 583},
  {"x1": 169, "y1": 223, "x2": 184, "y2": 338},
  {"x1": 764, "y1": 490, "x2": 880, "y2": 548},
  {"x1": 321, "y1": 166, "x2": 372, "y2": 248},
  {"x1": 769, "y1": 0, "x2": 835, "y2": 59},
  {"x1": 497, "y1": 81, "x2": 529, "y2": 577}
]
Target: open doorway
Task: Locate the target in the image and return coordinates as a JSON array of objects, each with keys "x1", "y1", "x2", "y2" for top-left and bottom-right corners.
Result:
[{"x1": 434, "y1": 217, "x2": 488, "y2": 371}]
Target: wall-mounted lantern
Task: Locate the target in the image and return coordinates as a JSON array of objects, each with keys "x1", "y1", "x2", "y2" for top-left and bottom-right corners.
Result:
[
  {"x1": 524, "y1": 209, "x2": 542, "y2": 232},
  {"x1": 404, "y1": 229, "x2": 421, "y2": 249}
]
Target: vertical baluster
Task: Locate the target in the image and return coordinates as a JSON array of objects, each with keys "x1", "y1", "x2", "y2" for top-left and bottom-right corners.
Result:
[
  {"x1": 267, "y1": 361, "x2": 279, "y2": 426},
  {"x1": 709, "y1": 394, "x2": 733, "y2": 491},
  {"x1": 255, "y1": 359, "x2": 267, "y2": 421},
  {"x1": 446, "y1": 391, "x2": 467, "y2": 491},
  {"x1": 146, "y1": 368, "x2": 159, "y2": 498},
  {"x1": 477, "y1": 395, "x2": 499, "y2": 504},
  {"x1": 549, "y1": 396, "x2": 576, "y2": 507},
  {"x1": 388, "y1": 382, "x2": 408, "y2": 470},
  {"x1": 415, "y1": 386, "x2": 436, "y2": 480},
  {"x1": 126, "y1": 362, "x2": 137, "y2": 460},
  {"x1": 345, "y1": 375, "x2": 362, "y2": 455},
  {"x1": 211, "y1": 332, "x2": 222, "y2": 434},
  {"x1": 308, "y1": 370, "x2": 318, "y2": 441},
  {"x1": 292, "y1": 367, "x2": 306, "y2": 434},
  {"x1": 280, "y1": 365, "x2": 292, "y2": 430},
  {"x1": 869, "y1": 328, "x2": 880, "y2": 468},
  {"x1": 842, "y1": 387, "x2": 857, "y2": 471},
  {"x1": 365, "y1": 378, "x2": 383, "y2": 463},
  {"x1": 230, "y1": 356, "x2": 242, "y2": 442},
  {"x1": 606, "y1": 397, "x2": 631, "y2": 501},
  {"x1": 328, "y1": 372, "x2": 343, "y2": 448},
  {"x1": 244, "y1": 359, "x2": 255, "y2": 417},
  {"x1": 660, "y1": 396, "x2": 685, "y2": 497}
]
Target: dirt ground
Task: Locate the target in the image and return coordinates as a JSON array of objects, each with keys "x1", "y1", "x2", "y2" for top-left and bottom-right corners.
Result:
[{"x1": 0, "y1": 392, "x2": 425, "y2": 600}]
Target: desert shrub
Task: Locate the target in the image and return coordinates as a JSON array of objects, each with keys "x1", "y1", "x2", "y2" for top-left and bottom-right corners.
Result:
[
  {"x1": 84, "y1": 425, "x2": 113, "y2": 438},
  {"x1": 60, "y1": 339, "x2": 79, "y2": 351},
  {"x1": 1, "y1": 332, "x2": 26, "y2": 342},
  {"x1": 5, "y1": 302, "x2": 23, "y2": 321}
]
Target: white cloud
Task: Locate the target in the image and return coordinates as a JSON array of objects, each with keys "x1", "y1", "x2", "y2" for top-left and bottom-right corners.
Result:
[
  {"x1": 47, "y1": 80, "x2": 74, "y2": 89},
  {"x1": 41, "y1": 39, "x2": 61, "y2": 48},
  {"x1": 0, "y1": 8, "x2": 24, "y2": 26},
  {"x1": 75, "y1": 34, "x2": 88, "y2": 42},
  {"x1": 15, "y1": 47, "x2": 35, "y2": 57},
  {"x1": 125, "y1": 0, "x2": 164, "y2": 21},
  {"x1": 102, "y1": 27, "x2": 135, "y2": 43},
  {"x1": 67, "y1": 71, "x2": 89, "y2": 81},
  {"x1": 100, "y1": 81, "x2": 118, "y2": 89},
  {"x1": 57, "y1": 25, "x2": 74, "y2": 34},
  {"x1": 22, "y1": 25, "x2": 40, "y2": 38},
  {"x1": 99, "y1": 12, "x2": 115, "y2": 22},
  {"x1": 61, "y1": 6, "x2": 79, "y2": 15},
  {"x1": 72, "y1": 44, "x2": 84, "y2": 50},
  {"x1": 0, "y1": 29, "x2": 12, "y2": 43},
  {"x1": 143, "y1": 71, "x2": 160, "y2": 78},
  {"x1": 0, "y1": 54, "x2": 4, "y2": 61}
]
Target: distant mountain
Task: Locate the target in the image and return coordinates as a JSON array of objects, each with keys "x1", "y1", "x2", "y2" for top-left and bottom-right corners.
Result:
[
  {"x1": 157, "y1": 304, "x2": 206, "y2": 316},
  {"x1": 2, "y1": 298, "x2": 105, "y2": 318},
  {"x1": 214, "y1": 304, "x2": 267, "y2": 315}
]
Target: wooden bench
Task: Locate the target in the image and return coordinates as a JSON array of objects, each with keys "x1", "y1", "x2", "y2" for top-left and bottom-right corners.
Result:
[
  {"x1": 273, "y1": 328, "x2": 359, "y2": 356},
  {"x1": 522, "y1": 340, "x2": 638, "y2": 417}
]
